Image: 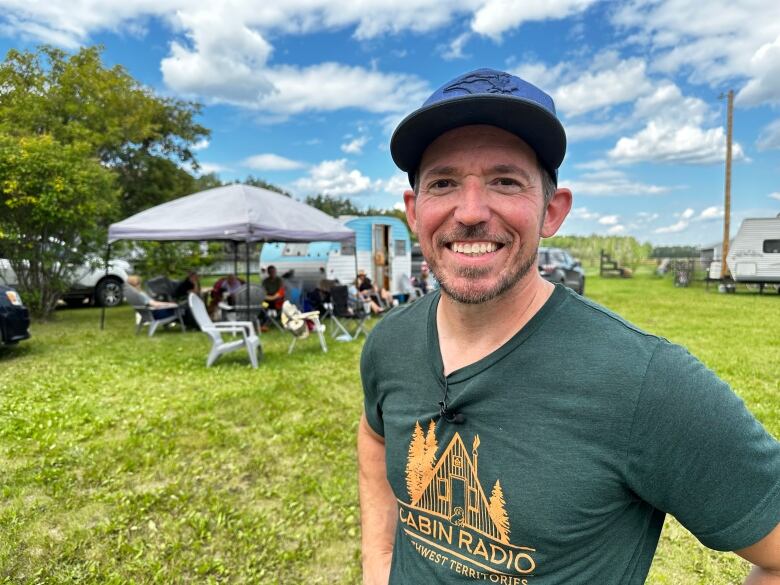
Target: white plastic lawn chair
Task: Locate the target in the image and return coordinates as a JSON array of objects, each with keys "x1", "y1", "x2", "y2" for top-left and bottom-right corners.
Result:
[
  {"x1": 189, "y1": 293, "x2": 261, "y2": 368},
  {"x1": 123, "y1": 283, "x2": 185, "y2": 337},
  {"x1": 280, "y1": 300, "x2": 327, "y2": 354}
]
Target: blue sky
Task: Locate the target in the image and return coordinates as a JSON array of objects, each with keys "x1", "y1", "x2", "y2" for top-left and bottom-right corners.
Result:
[{"x1": 1, "y1": 0, "x2": 779, "y2": 245}]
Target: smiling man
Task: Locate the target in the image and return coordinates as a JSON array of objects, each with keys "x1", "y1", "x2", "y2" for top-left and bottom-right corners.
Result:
[{"x1": 358, "y1": 69, "x2": 780, "y2": 585}]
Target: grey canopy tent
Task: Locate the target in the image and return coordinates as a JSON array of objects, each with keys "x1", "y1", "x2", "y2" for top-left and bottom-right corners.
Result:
[{"x1": 102, "y1": 183, "x2": 355, "y2": 328}]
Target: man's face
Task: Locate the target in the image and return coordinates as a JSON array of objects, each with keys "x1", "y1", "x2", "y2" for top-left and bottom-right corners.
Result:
[
  {"x1": 404, "y1": 125, "x2": 554, "y2": 304},
  {"x1": 268, "y1": 267, "x2": 276, "y2": 278}
]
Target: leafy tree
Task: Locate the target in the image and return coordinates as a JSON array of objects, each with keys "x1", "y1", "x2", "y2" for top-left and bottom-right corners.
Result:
[
  {"x1": 543, "y1": 235, "x2": 653, "y2": 270},
  {"x1": 0, "y1": 135, "x2": 118, "y2": 317},
  {"x1": 0, "y1": 45, "x2": 209, "y2": 219},
  {"x1": 131, "y1": 241, "x2": 220, "y2": 281},
  {"x1": 242, "y1": 175, "x2": 291, "y2": 197},
  {"x1": 304, "y1": 194, "x2": 415, "y2": 241},
  {"x1": 651, "y1": 246, "x2": 700, "y2": 258},
  {"x1": 304, "y1": 194, "x2": 363, "y2": 217},
  {"x1": 0, "y1": 45, "x2": 210, "y2": 317}
]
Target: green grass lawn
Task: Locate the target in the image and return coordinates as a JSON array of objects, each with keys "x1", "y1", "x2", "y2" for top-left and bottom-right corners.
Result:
[{"x1": 1, "y1": 273, "x2": 778, "y2": 584}]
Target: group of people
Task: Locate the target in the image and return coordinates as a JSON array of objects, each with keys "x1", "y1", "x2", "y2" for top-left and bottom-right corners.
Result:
[{"x1": 125, "y1": 267, "x2": 287, "y2": 331}]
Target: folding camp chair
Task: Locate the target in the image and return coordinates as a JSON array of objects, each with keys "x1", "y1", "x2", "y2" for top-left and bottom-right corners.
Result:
[
  {"x1": 280, "y1": 300, "x2": 327, "y2": 354},
  {"x1": 123, "y1": 283, "x2": 186, "y2": 336},
  {"x1": 189, "y1": 293, "x2": 261, "y2": 368},
  {"x1": 327, "y1": 285, "x2": 370, "y2": 341}
]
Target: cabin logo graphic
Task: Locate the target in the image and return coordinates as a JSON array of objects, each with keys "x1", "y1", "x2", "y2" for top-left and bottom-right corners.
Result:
[{"x1": 398, "y1": 420, "x2": 537, "y2": 581}]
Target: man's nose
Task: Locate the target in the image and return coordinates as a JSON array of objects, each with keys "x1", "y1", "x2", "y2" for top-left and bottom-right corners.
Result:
[{"x1": 453, "y1": 176, "x2": 490, "y2": 225}]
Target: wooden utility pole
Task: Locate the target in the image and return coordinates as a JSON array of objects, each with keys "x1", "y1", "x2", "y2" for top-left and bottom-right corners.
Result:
[{"x1": 720, "y1": 89, "x2": 734, "y2": 280}]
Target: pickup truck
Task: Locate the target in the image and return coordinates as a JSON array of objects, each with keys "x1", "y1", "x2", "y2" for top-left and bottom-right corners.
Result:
[{"x1": 0, "y1": 258, "x2": 130, "y2": 307}]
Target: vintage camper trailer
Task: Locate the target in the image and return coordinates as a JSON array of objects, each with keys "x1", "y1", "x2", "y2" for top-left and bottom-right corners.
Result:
[
  {"x1": 259, "y1": 216, "x2": 412, "y2": 295},
  {"x1": 725, "y1": 215, "x2": 780, "y2": 284}
]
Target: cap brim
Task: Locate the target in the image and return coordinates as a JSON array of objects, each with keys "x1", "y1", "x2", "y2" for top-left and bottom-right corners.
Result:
[{"x1": 390, "y1": 94, "x2": 566, "y2": 183}]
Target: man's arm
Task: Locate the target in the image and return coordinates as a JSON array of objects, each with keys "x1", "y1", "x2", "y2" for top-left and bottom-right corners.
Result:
[
  {"x1": 358, "y1": 413, "x2": 397, "y2": 585},
  {"x1": 739, "y1": 523, "x2": 780, "y2": 584}
]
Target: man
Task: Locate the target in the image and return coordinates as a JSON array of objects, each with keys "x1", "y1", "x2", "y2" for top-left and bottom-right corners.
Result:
[
  {"x1": 358, "y1": 68, "x2": 780, "y2": 584},
  {"x1": 415, "y1": 260, "x2": 438, "y2": 294},
  {"x1": 261, "y1": 265, "x2": 285, "y2": 310},
  {"x1": 173, "y1": 270, "x2": 201, "y2": 300}
]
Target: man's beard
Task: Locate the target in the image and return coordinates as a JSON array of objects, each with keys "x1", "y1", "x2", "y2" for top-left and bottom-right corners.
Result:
[{"x1": 425, "y1": 224, "x2": 537, "y2": 305}]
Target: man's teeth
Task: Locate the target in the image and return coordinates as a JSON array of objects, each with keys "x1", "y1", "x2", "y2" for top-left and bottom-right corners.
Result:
[{"x1": 451, "y1": 242, "x2": 498, "y2": 255}]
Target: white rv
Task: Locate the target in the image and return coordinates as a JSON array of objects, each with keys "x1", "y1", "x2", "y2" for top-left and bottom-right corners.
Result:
[{"x1": 725, "y1": 215, "x2": 780, "y2": 285}]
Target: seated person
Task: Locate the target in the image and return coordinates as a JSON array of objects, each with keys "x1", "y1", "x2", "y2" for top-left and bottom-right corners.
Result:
[
  {"x1": 307, "y1": 267, "x2": 339, "y2": 315},
  {"x1": 173, "y1": 270, "x2": 201, "y2": 300},
  {"x1": 125, "y1": 275, "x2": 179, "y2": 319},
  {"x1": 413, "y1": 261, "x2": 438, "y2": 294},
  {"x1": 355, "y1": 269, "x2": 392, "y2": 315},
  {"x1": 208, "y1": 273, "x2": 244, "y2": 315},
  {"x1": 172, "y1": 271, "x2": 202, "y2": 328},
  {"x1": 261, "y1": 265, "x2": 285, "y2": 311}
]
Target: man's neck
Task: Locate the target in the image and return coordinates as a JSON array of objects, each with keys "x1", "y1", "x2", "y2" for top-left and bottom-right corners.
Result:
[{"x1": 436, "y1": 275, "x2": 554, "y2": 375}]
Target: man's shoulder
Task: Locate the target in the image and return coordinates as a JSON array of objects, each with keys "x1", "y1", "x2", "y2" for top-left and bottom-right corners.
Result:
[
  {"x1": 366, "y1": 292, "x2": 436, "y2": 344},
  {"x1": 557, "y1": 287, "x2": 661, "y2": 342}
]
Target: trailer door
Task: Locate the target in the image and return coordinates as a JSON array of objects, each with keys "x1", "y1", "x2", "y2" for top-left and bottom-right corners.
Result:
[{"x1": 372, "y1": 224, "x2": 391, "y2": 291}]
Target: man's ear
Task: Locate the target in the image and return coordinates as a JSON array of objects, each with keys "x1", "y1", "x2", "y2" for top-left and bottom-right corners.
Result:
[
  {"x1": 403, "y1": 189, "x2": 418, "y2": 234},
  {"x1": 541, "y1": 188, "x2": 573, "y2": 238}
]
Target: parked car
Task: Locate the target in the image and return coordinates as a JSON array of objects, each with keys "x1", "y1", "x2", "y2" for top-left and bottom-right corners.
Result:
[
  {"x1": 0, "y1": 257, "x2": 130, "y2": 307},
  {"x1": 538, "y1": 247, "x2": 585, "y2": 294},
  {"x1": 0, "y1": 284, "x2": 31, "y2": 345}
]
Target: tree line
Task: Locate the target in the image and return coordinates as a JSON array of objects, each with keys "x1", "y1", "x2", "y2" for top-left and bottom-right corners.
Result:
[{"x1": 543, "y1": 235, "x2": 654, "y2": 270}]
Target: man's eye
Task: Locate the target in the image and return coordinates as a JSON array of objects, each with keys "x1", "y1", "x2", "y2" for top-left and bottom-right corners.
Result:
[
  {"x1": 429, "y1": 179, "x2": 453, "y2": 190},
  {"x1": 496, "y1": 178, "x2": 519, "y2": 186}
]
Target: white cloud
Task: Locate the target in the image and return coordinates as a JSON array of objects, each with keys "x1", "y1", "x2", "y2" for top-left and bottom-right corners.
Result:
[
  {"x1": 553, "y1": 57, "x2": 653, "y2": 117},
  {"x1": 191, "y1": 138, "x2": 210, "y2": 151},
  {"x1": 655, "y1": 220, "x2": 689, "y2": 234},
  {"x1": 243, "y1": 153, "x2": 305, "y2": 171},
  {"x1": 757, "y1": 119, "x2": 780, "y2": 151},
  {"x1": 512, "y1": 54, "x2": 654, "y2": 118},
  {"x1": 293, "y1": 159, "x2": 377, "y2": 196},
  {"x1": 196, "y1": 162, "x2": 228, "y2": 175},
  {"x1": 769, "y1": 192, "x2": 780, "y2": 201},
  {"x1": 569, "y1": 206, "x2": 601, "y2": 220},
  {"x1": 0, "y1": 0, "x2": 174, "y2": 48},
  {"x1": 341, "y1": 135, "x2": 369, "y2": 155},
  {"x1": 636, "y1": 211, "x2": 660, "y2": 222},
  {"x1": 606, "y1": 82, "x2": 746, "y2": 165},
  {"x1": 441, "y1": 32, "x2": 472, "y2": 60},
  {"x1": 608, "y1": 121, "x2": 744, "y2": 165},
  {"x1": 737, "y1": 36, "x2": 780, "y2": 106},
  {"x1": 612, "y1": 0, "x2": 780, "y2": 107},
  {"x1": 598, "y1": 215, "x2": 620, "y2": 225},
  {"x1": 698, "y1": 206, "x2": 724, "y2": 220},
  {"x1": 471, "y1": 0, "x2": 599, "y2": 40},
  {"x1": 161, "y1": 10, "x2": 275, "y2": 105},
  {"x1": 563, "y1": 169, "x2": 672, "y2": 196},
  {"x1": 680, "y1": 208, "x2": 695, "y2": 219},
  {"x1": 607, "y1": 224, "x2": 626, "y2": 234},
  {"x1": 378, "y1": 173, "x2": 412, "y2": 195}
]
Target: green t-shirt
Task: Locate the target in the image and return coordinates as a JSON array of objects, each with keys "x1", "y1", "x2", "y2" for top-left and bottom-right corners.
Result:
[{"x1": 361, "y1": 285, "x2": 780, "y2": 584}]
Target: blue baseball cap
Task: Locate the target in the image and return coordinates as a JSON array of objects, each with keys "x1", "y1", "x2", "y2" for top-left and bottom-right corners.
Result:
[{"x1": 390, "y1": 68, "x2": 566, "y2": 186}]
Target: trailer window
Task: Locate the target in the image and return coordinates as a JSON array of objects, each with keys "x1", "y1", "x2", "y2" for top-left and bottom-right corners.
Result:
[
  {"x1": 282, "y1": 243, "x2": 309, "y2": 256},
  {"x1": 394, "y1": 240, "x2": 406, "y2": 256},
  {"x1": 763, "y1": 240, "x2": 780, "y2": 253},
  {"x1": 341, "y1": 239, "x2": 356, "y2": 256}
]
